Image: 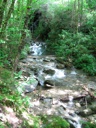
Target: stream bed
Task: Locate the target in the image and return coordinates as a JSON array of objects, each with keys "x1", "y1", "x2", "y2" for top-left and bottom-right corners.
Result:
[{"x1": 18, "y1": 42, "x2": 96, "y2": 128}]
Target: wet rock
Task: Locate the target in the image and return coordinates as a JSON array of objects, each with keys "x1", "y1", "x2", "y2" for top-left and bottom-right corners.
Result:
[
  {"x1": 56, "y1": 57, "x2": 65, "y2": 64},
  {"x1": 42, "y1": 98, "x2": 53, "y2": 107},
  {"x1": 86, "y1": 95, "x2": 93, "y2": 104},
  {"x1": 64, "y1": 62, "x2": 72, "y2": 68},
  {"x1": 43, "y1": 69, "x2": 55, "y2": 75},
  {"x1": 44, "y1": 80, "x2": 55, "y2": 88},
  {"x1": 87, "y1": 114, "x2": 96, "y2": 122},
  {"x1": 43, "y1": 58, "x2": 51, "y2": 62},
  {"x1": 69, "y1": 123, "x2": 75, "y2": 128},
  {"x1": 21, "y1": 59, "x2": 27, "y2": 63},
  {"x1": 58, "y1": 106, "x2": 65, "y2": 115},
  {"x1": 22, "y1": 71, "x2": 31, "y2": 77},
  {"x1": 24, "y1": 84, "x2": 37, "y2": 93},
  {"x1": 56, "y1": 64, "x2": 65, "y2": 69},
  {"x1": 29, "y1": 66, "x2": 37, "y2": 72},
  {"x1": 90, "y1": 102, "x2": 96, "y2": 112},
  {"x1": 37, "y1": 75, "x2": 45, "y2": 86},
  {"x1": 21, "y1": 77, "x2": 38, "y2": 93},
  {"x1": 77, "y1": 108, "x2": 94, "y2": 117},
  {"x1": 75, "y1": 103, "x2": 81, "y2": 108},
  {"x1": 43, "y1": 56, "x2": 56, "y2": 62}
]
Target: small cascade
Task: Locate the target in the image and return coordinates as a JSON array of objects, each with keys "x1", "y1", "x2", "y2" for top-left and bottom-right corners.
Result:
[
  {"x1": 68, "y1": 96, "x2": 74, "y2": 107},
  {"x1": 67, "y1": 96, "x2": 82, "y2": 128},
  {"x1": 19, "y1": 41, "x2": 96, "y2": 127},
  {"x1": 30, "y1": 43, "x2": 42, "y2": 55},
  {"x1": 30, "y1": 42, "x2": 46, "y2": 55}
]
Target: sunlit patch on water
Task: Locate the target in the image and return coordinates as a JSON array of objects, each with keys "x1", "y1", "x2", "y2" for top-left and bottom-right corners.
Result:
[{"x1": 53, "y1": 69, "x2": 66, "y2": 78}]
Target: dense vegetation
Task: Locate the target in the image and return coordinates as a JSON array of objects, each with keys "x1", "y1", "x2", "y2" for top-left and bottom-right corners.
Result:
[
  {"x1": 0, "y1": 0, "x2": 96, "y2": 127},
  {"x1": 31, "y1": 0, "x2": 96, "y2": 75}
]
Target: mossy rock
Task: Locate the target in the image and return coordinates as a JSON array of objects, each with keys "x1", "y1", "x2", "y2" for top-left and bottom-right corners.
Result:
[
  {"x1": 56, "y1": 57, "x2": 65, "y2": 64},
  {"x1": 40, "y1": 115, "x2": 70, "y2": 128},
  {"x1": 82, "y1": 122, "x2": 96, "y2": 128}
]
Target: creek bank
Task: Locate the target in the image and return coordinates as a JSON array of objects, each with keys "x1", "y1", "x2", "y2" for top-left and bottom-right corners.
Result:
[
  {"x1": 17, "y1": 42, "x2": 96, "y2": 127},
  {"x1": 18, "y1": 53, "x2": 96, "y2": 128}
]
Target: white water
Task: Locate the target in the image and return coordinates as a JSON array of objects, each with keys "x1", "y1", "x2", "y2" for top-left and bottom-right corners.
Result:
[
  {"x1": 29, "y1": 42, "x2": 82, "y2": 127},
  {"x1": 30, "y1": 43, "x2": 42, "y2": 55},
  {"x1": 68, "y1": 96, "x2": 82, "y2": 128},
  {"x1": 53, "y1": 68, "x2": 66, "y2": 78},
  {"x1": 30, "y1": 42, "x2": 46, "y2": 55}
]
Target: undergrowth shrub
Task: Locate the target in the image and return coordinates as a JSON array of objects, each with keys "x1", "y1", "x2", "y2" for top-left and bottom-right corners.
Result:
[
  {"x1": 82, "y1": 122, "x2": 96, "y2": 128},
  {"x1": 54, "y1": 30, "x2": 96, "y2": 75},
  {"x1": 40, "y1": 115, "x2": 70, "y2": 128}
]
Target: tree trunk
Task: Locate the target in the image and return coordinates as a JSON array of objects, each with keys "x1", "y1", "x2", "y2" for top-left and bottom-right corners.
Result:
[
  {"x1": 0, "y1": 0, "x2": 7, "y2": 28},
  {"x1": 13, "y1": 0, "x2": 32, "y2": 71},
  {"x1": 1, "y1": 0, "x2": 15, "y2": 36}
]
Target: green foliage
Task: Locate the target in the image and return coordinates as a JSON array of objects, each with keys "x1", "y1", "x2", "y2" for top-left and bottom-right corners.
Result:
[
  {"x1": 40, "y1": 115, "x2": 70, "y2": 128},
  {"x1": 30, "y1": 0, "x2": 96, "y2": 76},
  {"x1": 14, "y1": 71, "x2": 22, "y2": 79},
  {"x1": 0, "y1": 122, "x2": 5, "y2": 128},
  {"x1": 82, "y1": 122, "x2": 96, "y2": 128},
  {"x1": 0, "y1": 67, "x2": 30, "y2": 108},
  {"x1": 49, "y1": 30, "x2": 96, "y2": 75},
  {"x1": 0, "y1": 67, "x2": 14, "y2": 86},
  {"x1": 75, "y1": 54, "x2": 96, "y2": 75},
  {"x1": 20, "y1": 41, "x2": 30, "y2": 60},
  {"x1": 86, "y1": 0, "x2": 96, "y2": 10}
]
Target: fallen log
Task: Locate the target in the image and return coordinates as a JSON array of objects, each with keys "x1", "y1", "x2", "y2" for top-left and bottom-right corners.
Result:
[
  {"x1": 82, "y1": 86, "x2": 96, "y2": 99},
  {"x1": 60, "y1": 94, "x2": 88, "y2": 102}
]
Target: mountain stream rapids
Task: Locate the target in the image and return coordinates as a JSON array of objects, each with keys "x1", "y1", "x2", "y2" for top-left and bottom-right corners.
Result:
[{"x1": 18, "y1": 41, "x2": 96, "y2": 128}]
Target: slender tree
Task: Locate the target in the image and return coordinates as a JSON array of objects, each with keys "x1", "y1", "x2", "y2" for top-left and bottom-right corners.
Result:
[
  {"x1": 13, "y1": 0, "x2": 33, "y2": 71},
  {"x1": 1, "y1": 0, "x2": 16, "y2": 35},
  {"x1": 0, "y1": 0, "x2": 7, "y2": 28}
]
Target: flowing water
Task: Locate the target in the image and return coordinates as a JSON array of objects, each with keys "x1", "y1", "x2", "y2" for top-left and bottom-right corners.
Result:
[
  {"x1": 20, "y1": 42, "x2": 96, "y2": 128},
  {"x1": 30, "y1": 42, "x2": 47, "y2": 55}
]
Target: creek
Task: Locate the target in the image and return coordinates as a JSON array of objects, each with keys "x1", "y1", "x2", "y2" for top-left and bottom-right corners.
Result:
[{"x1": 18, "y1": 41, "x2": 96, "y2": 128}]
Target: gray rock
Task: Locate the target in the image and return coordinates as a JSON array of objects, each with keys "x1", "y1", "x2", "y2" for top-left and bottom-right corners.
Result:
[
  {"x1": 43, "y1": 69, "x2": 55, "y2": 75},
  {"x1": 90, "y1": 102, "x2": 96, "y2": 112},
  {"x1": 77, "y1": 108, "x2": 93, "y2": 117},
  {"x1": 44, "y1": 80, "x2": 55, "y2": 88},
  {"x1": 24, "y1": 84, "x2": 36, "y2": 93},
  {"x1": 43, "y1": 58, "x2": 51, "y2": 62},
  {"x1": 56, "y1": 64, "x2": 65, "y2": 69},
  {"x1": 21, "y1": 78, "x2": 38, "y2": 93}
]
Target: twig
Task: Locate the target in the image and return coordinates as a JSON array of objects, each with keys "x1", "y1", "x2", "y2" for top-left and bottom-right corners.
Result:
[{"x1": 82, "y1": 86, "x2": 96, "y2": 99}]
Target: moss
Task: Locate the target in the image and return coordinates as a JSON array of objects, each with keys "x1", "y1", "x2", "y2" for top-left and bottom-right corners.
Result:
[
  {"x1": 82, "y1": 122, "x2": 96, "y2": 128},
  {"x1": 40, "y1": 115, "x2": 70, "y2": 128}
]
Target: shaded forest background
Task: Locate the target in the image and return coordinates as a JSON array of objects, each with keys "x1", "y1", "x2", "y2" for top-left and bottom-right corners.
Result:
[{"x1": 0, "y1": 0, "x2": 96, "y2": 127}]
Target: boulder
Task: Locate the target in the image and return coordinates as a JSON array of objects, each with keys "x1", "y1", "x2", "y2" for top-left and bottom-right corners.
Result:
[
  {"x1": 43, "y1": 69, "x2": 55, "y2": 75},
  {"x1": 44, "y1": 80, "x2": 55, "y2": 88},
  {"x1": 56, "y1": 64, "x2": 65, "y2": 69},
  {"x1": 21, "y1": 77, "x2": 38, "y2": 93},
  {"x1": 77, "y1": 108, "x2": 94, "y2": 117}
]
